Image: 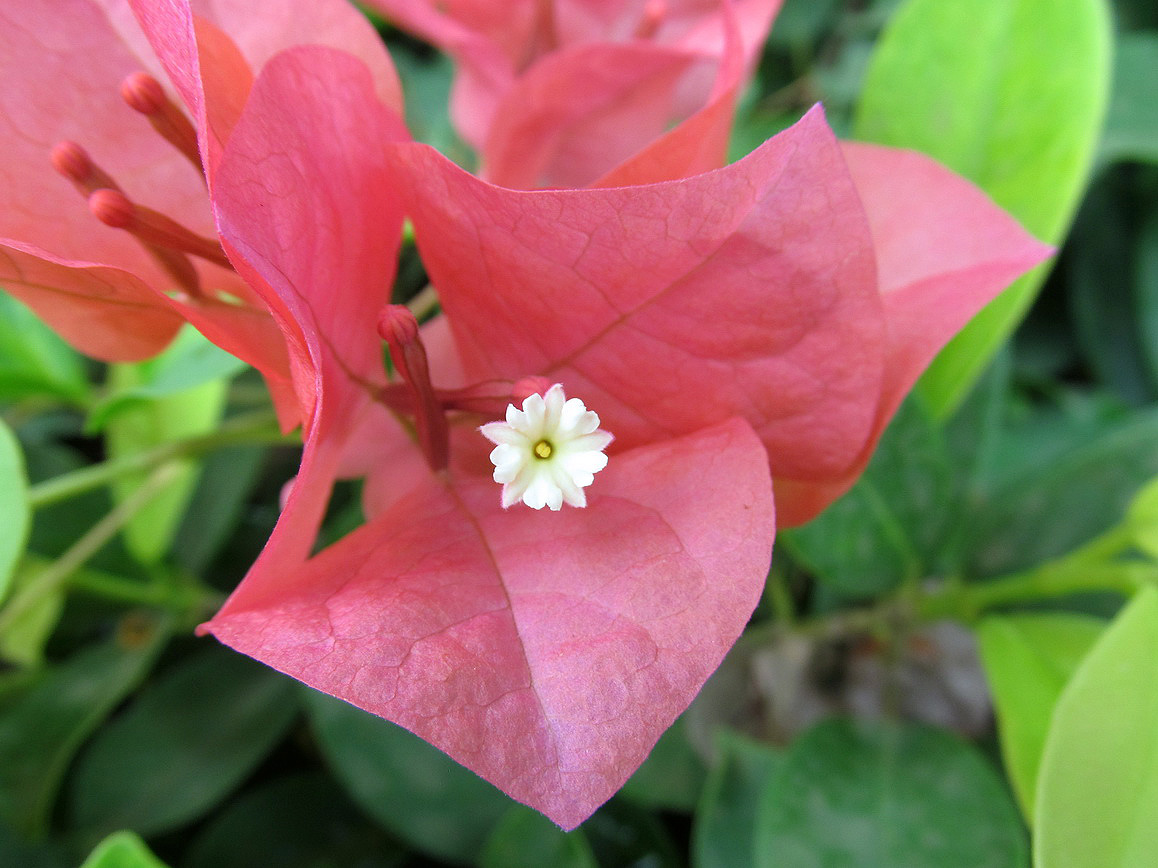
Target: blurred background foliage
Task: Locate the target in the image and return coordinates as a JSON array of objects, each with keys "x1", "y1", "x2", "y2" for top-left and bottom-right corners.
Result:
[{"x1": 2, "y1": 0, "x2": 1157, "y2": 866}]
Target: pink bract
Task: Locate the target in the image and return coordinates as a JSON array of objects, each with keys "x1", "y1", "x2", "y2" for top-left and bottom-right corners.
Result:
[
  {"x1": 0, "y1": 0, "x2": 401, "y2": 426},
  {"x1": 364, "y1": 0, "x2": 783, "y2": 188},
  {"x1": 201, "y1": 47, "x2": 1048, "y2": 827}
]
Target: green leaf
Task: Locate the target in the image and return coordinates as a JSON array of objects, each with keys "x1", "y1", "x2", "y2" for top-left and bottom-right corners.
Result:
[
  {"x1": 77, "y1": 831, "x2": 168, "y2": 868},
  {"x1": 481, "y1": 806, "x2": 597, "y2": 868},
  {"x1": 0, "y1": 417, "x2": 30, "y2": 603},
  {"x1": 0, "y1": 560, "x2": 64, "y2": 667},
  {"x1": 171, "y1": 444, "x2": 267, "y2": 576},
  {"x1": 855, "y1": 0, "x2": 1111, "y2": 416},
  {"x1": 305, "y1": 688, "x2": 512, "y2": 864},
  {"x1": 183, "y1": 773, "x2": 405, "y2": 868},
  {"x1": 1100, "y1": 34, "x2": 1158, "y2": 166},
  {"x1": 583, "y1": 800, "x2": 682, "y2": 868},
  {"x1": 1067, "y1": 172, "x2": 1157, "y2": 402},
  {"x1": 976, "y1": 613, "x2": 1105, "y2": 820},
  {"x1": 618, "y1": 715, "x2": 707, "y2": 812},
  {"x1": 101, "y1": 339, "x2": 231, "y2": 564},
  {"x1": 0, "y1": 293, "x2": 90, "y2": 405},
  {"x1": 1127, "y1": 475, "x2": 1158, "y2": 558},
  {"x1": 0, "y1": 618, "x2": 168, "y2": 839},
  {"x1": 693, "y1": 730, "x2": 785, "y2": 868},
  {"x1": 754, "y1": 718, "x2": 1028, "y2": 867},
  {"x1": 86, "y1": 327, "x2": 246, "y2": 431},
  {"x1": 968, "y1": 406, "x2": 1158, "y2": 576},
  {"x1": 782, "y1": 396, "x2": 956, "y2": 596},
  {"x1": 68, "y1": 646, "x2": 299, "y2": 839},
  {"x1": 1034, "y1": 587, "x2": 1158, "y2": 867},
  {"x1": 1137, "y1": 204, "x2": 1158, "y2": 390}
]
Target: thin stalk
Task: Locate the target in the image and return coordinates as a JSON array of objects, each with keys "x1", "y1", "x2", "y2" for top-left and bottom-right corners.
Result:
[
  {"x1": 0, "y1": 464, "x2": 182, "y2": 634},
  {"x1": 26, "y1": 409, "x2": 289, "y2": 510}
]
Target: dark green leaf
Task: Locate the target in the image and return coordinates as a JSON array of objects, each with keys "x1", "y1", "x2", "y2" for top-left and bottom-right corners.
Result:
[
  {"x1": 1066, "y1": 172, "x2": 1155, "y2": 402},
  {"x1": 967, "y1": 407, "x2": 1158, "y2": 575},
  {"x1": 618, "y1": 715, "x2": 707, "y2": 812},
  {"x1": 1100, "y1": 34, "x2": 1158, "y2": 166},
  {"x1": 69, "y1": 646, "x2": 299, "y2": 839},
  {"x1": 78, "y1": 831, "x2": 168, "y2": 868},
  {"x1": 754, "y1": 718, "x2": 1027, "y2": 868},
  {"x1": 1136, "y1": 202, "x2": 1158, "y2": 388},
  {"x1": 481, "y1": 806, "x2": 597, "y2": 868},
  {"x1": 976, "y1": 613, "x2": 1105, "y2": 819},
  {"x1": 171, "y1": 444, "x2": 268, "y2": 576},
  {"x1": 583, "y1": 800, "x2": 682, "y2": 868},
  {"x1": 782, "y1": 397, "x2": 955, "y2": 596},
  {"x1": 0, "y1": 618, "x2": 168, "y2": 838},
  {"x1": 183, "y1": 773, "x2": 405, "y2": 868},
  {"x1": 693, "y1": 730, "x2": 785, "y2": 868},
  {"x1": 855, "y1": 0, "x2": 1111, "y2": 415},
  {"x1": 1035, "y1": 588, "x2": 1158, "y2": 866},
  {"x1": 305, "y1": 688, "x2": 511, "y2": 864}
]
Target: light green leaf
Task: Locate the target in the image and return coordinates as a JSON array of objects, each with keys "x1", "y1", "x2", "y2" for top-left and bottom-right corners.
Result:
[
  {"x1": 69, "y1": 647, "x2": 299, "y2": 839},
  {"x1": 976, "y1": 613, "x2": 1105, "y2": 820},
  {"x1": 78, "y1": 831, "x2": 168, "y2": 868},
  {"x1": 1127, "y1": 475, "x2": 1158, "y2": 558},
  {"x1": 0, "y1": 293, "x2": 90, "y2": 405},
  {"x1": 754, "y1": 718, "x2": 1027, "y2": 867},
  {"x1": 86, "y1": 326, "x2": 245, "y2": 431},
  {"x1": 693, "y1": 730, "x2": 785, "y2": 868},
  {"x1": 855, "y1": 0, "x2": 1111, "y2": 416},
  {"x1": 0, "y1": 560, "x2": 64, "y2": 668},
  {"x1": 0, "y1": 417, "x2": 30, "y2": 603},
  {"x1": 102, "y1": 343, "x2": 230, "y2": 565},
  {"x1": 1034, "y1": 587, "x2": 1158, "y2": 867}
]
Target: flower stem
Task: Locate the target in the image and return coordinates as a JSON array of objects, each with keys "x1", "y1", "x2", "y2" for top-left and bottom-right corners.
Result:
[
  {"x1": 26, "y1": 409, "x2": 290, "y2": 510},
  {"x1": 0, "y1": 464, "x2": 184, "y2": 635}
]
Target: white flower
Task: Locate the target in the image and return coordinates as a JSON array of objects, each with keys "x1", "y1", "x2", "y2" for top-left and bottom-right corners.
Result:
[{"x1": 479, "y1": 384, "x2": 613, "y2": 510}]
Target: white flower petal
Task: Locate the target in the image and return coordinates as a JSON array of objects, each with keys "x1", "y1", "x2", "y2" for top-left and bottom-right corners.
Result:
[{"x1": 479, "y1": 383, "x2": 612, "y2": 510}]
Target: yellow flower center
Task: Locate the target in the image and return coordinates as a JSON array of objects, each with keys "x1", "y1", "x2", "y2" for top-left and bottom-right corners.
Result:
[{"x1": 533, "y1": 439, "x2": 553, "y2": 459}]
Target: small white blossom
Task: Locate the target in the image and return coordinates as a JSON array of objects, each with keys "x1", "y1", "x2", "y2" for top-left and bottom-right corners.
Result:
[{"x1": 479, "y1": 384, "x2": 613, "y2": 510}]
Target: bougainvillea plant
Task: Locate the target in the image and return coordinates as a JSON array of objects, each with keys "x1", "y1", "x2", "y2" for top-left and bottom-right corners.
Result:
[
  {"x1": 186, "y1": 31, "x2": 1048, "y2": 821},
  {"x1": 7, "y1": 0, "x2": 1149, "y2": 864}
]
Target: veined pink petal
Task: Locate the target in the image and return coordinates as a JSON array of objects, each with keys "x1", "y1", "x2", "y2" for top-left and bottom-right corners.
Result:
[
  {"x1": 391, "y1": 106, "x2": 886, "y2": 483},
  {"x1": 772, "y1": 143, "x2": 1055, "y2": 526},
  {"x1": 210, "y1": 45, "x2": 407, "y2": 564},
  {"x1": 0, "y1": 242, "x2": 183, "y2": 361},
  {"x1": 204, "y1": 417, "x2": 774, "y2": 829}
]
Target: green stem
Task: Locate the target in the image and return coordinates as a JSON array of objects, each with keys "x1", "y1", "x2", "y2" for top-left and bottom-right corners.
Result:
[
  {"x1": 67, "y1": 566, "x2": 223, "y2": 614},
  {"x1": 788, "y1": 527, "x2": 1153, "y2": 639},
  {"x1": 0, "y1": 464, "x2": 184, "y2": 635},
  {"x1": 918, "y1": 561, "x2": 1151, "y2": 623},
  {"x1": 26, "y1": 409, "x2": 290, "y2": 510}
]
